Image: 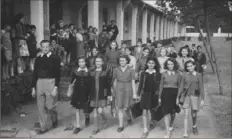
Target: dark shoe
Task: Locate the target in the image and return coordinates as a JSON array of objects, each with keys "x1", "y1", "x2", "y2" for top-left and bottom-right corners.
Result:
[
  {"x1": 73, "y1": 127, "x2": 81, "y2": 134},
  {"x1": 117, "y1": 127, "x2": 124, "y2": 132},
  {"x1": 52, "y1": 121, "x2": 58, "y2": 128},
  {"x1": 127, "y1": 119, "x2": 132, "y2": 125},
  {"x1": 193, "y1": 127, "x2": 199, "y2": 135},
  {"x1": 149, "y1": 122, "x2": 155, "y2": 130},
  {"x1": 64, "y1": 124, "x2": 74, "y2": 131},
  {"x1": 141, "y1": 132, "x2": 149, "y2": 138},
  {"x1": 36, "y1": 129, "x2": 48, "y2": 135},
  {"x1": 92, "y1": 129, "x2": 100, "y2": 135},
  {"x1": 85, "y1": 117, "x2": 90, "y2": 127},
  {"x1": 34, "y1": 122, "x2": 40, "y2": 128}
]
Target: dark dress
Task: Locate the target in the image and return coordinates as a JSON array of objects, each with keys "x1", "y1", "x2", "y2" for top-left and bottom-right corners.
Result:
[
  {"x1": 70, "y1": 68, "x2": 91, "y2": 109},
  {"x1": 27, "y1": 33, "x2": 37, "y2": 58},
  {"x1": 138, "y1": 71, "x2": 161, "y2": 110},
  {"x1": 193, "y1": 52, "x2": 206, "y2": 73},
  {"x1": 90, "y1": 70, "x2": 110, "y2": 108},
  {"x1": 69, "y1": 32, "x2": 77, "y2": 62}
]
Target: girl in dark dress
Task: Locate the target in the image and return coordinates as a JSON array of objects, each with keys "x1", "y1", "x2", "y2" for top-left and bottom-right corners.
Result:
[
  {"x1": 158, "y1": 58, "x2": 182, "y2": 138},
  {"x1": 70, "y1": 56, "x2": 91, "y2": 134},
  {"x1": 137, "y1": 57, "x2": 161, "y2": 138},
  {"x1": 27, "y1": 25, "x2": 37, "y2": 71},
  {"x1": 88, "y1": 47, "x2": 100, "y2": 71},
  {"x1": 89, "y1": 56, "x2": 110, "y2": 135}
]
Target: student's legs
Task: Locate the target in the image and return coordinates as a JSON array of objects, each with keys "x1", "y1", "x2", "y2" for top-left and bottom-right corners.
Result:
[
  {"x1": 191, "y1": 109, "x2": 197, "y2": 127},
  {"x1": 169, "y1": 112, "x2": 176, "y2": 128},
  {"x1": 93, "y1": 108, "x2": 99, "y2": 131},
  {"x1": 142, "y1": 109, "x2": 148, "y2": 133},
  {"x1": 125, "y1": 107, "x2": 132, "y2": 124},
  {"x1": 98, "y1": 107, "x2": 107, "y2": 125},
  {"x1": 118, "y1": 108, "x2": 124, "y2": 128},
  {"x1": 17, "y1": 57, "x2": 23, "y2": 74},
  {"x1": 164, "y1": 114, "x2": 170, "y2": 135},
  {"x1": 183, "y1": 108, "x2": 189, "y2": 136},
  {"x1": 75, "y1": 109, "x2": 81, "y2": 128}
]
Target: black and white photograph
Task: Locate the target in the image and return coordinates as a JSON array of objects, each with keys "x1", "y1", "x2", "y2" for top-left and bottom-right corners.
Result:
[{"x1": 1, "y1": 0, "x2": 232, "y2": 138}]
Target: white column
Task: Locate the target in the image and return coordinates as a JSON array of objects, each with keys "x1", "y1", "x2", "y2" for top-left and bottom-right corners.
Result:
[
  {"x1": 175, "y1": 21, "x2": 178, "y2": 37},
  {"x1": 172, "y1": 21, "x2": 175, "y2": 38},
  {"x1": 109, "y1": 7, "x2": 116, "y2": 22},
  {"x1": 43, "y1": 0, "x2": 49, "y2": 40},
  {"x1": 163, "y1": 18, "x2": 167, "y2": 39},
  {"x1": 116, "y1": 0, "x2": 124, "y2": 46},
  {"x1": 167, "y1": 20, "x2": 170, "y2": 39},
  {"x1": 30, "y1": 0, "x2": 44, "y2": 47},
  {"x1": 149, "y1": 13, "x2": 155, "y2": 42},
  {"x1": 159, "y1": 16, "x2": 164, "y2": 40},
  {"x1": 88, "y1": 0, "x2": 99, "y2": 29},
  {"x1": 131, "y1": 5, "x2": 138, "y2": 46},
  {"x1": 142, "y1": 9, "x2": 148, "y2": 43},
  {"x1": 155, "y1": 15, "x2": 160, "y2": 41}
]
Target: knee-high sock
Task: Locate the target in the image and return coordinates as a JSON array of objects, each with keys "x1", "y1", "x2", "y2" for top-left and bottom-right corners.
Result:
[
  {"x1": 143, "y1": 110, "x2": 148, "y2": 132},
  {"x1": 170, "y1": 113, "x2": 176, "y2": 127},
  {"x1": 118, "y1": 109, "x2": 124, "y2": 127},
  {"x1": 94, "y1": 109, "x2": 99, "y2": 129},
  {"x1": 184, "y1": 109, "x2": 189, "y2": 135},
  {"x1": 76, "y1": 109, "x2": 80, "y2": 128},
  {"x1": 164, "y1": 115, "x2": 170, "y2": 134}
]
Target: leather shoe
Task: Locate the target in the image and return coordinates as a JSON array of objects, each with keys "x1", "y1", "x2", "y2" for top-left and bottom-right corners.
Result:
[
  {"x1": 73, "y1": 127, "x2": 81, "y2": 134},
  {"x1": 117, "y1": 127, "x2": 124, "y2": 132},
  {"x1": 36, "y1": 129, "x2": 48, "y2": 135}
]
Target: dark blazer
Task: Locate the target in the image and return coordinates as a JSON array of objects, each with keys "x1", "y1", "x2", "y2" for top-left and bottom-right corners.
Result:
[
  {"x1": 137, "y1": 71, "x2": 161, "y2": 96},
  {"x1": 15, "y1": 23, "x2": 27, "y2": 40},
  {"x1": 193, "y1": 52, "x2": 206, "y2": 73},
  {"x1": 90, "y1": 69, "x2": 111, "y2": 100},
  {"x1": 107, "y1": 25, "x2": 119, "y2": 40}
]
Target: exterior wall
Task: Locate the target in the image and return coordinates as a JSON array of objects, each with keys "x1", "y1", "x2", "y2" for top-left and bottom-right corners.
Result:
[
  {"x1": 123, "y1": 5, "x2": 132, "y2": 41},
  {"x1": 13, "y1": 0, "x2": 31, "y2": 23}
]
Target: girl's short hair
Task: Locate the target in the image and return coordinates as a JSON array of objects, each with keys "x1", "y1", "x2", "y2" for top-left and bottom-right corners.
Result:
[
  {"x1": 144, "y1": 56, "x2": 160, "y2": 73},
  {"x1": 125, "y1": 46, "x2": 134, "y2": 52},
  {"x1": 75, "y1": 56, "x2": 89, "y2": 68},
  {"x1": 164, "y1": 58, "x2": 179, "y2": 71},
  {"x1": 143, "y1": 47, "x2": 151, "y2": 52},
  {"x1": 178, "y1": 46, "x2": 191, "y2": 57},
  {"x1": 160, "y1": 48, "x2": 168, "y2": 56},
  {"x1": 118, "y1": 54, "x2": 130, "y2": 64},
  {"x1": 197, "y1": 45, "x2": 202, "y2": 49},
  {"x1": 109, "y1": 40, "x2": 119, "y2": 50},
  {"x1": 184, "y1": 60, "x2": 196, "y2": 72}
]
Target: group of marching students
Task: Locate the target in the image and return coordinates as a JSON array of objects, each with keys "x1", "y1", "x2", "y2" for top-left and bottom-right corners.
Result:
[{"x1": 63, "y1": 38, "x2": 207, "y2": 138}]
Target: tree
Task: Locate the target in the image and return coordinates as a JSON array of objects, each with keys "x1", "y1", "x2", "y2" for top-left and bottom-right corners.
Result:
[{"x1": 155, "y1": 0, "x2": 232, "y2": 95}]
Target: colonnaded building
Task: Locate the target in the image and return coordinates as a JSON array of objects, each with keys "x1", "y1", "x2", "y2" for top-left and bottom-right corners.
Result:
[{"x1": 1, "y1": 0, "x2": 186, "y2": 47}]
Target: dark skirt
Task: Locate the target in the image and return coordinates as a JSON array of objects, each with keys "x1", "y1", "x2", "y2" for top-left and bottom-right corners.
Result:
[
  {"x1": 140, "y1": 92, "x2": 158, "y2": 110},
  {"x1": 161, "y1": 88, "x2": 179, "y2": 115}
]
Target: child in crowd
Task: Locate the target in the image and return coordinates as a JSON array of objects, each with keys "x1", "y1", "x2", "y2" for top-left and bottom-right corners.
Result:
[
  {"x1": 125, "y1": 47, "x2": 136, "y2": 70},
  {"x1": 157, "y1": 48, "x2": 169, "y2": 73},
  {"x1": 27, "y1": 25, "x2": 37, "y2": 71}
]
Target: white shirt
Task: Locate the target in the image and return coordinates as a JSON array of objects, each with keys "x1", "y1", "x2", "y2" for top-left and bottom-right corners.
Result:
[
  {"x1": 128, "y1": 55, "x2": 136, "y2": 70},
  {"x1": 167, "y1": 70, "x2": 176, "y2": 76},
  {"x1": 145, "y1": 69, "x2": 156, "y2": 74},
  {"x1": 187, "y1": 71, "x2": 197, "y2": 76},
  {"x1": 77, "y1": 67, "x2": 88, "y2": 72},
  {"x1": 76, "y1": 33, "x2": 83, "y2": 41},
  {"x1": 40, "y1": 52, "x2": 52, "y2": 58}
]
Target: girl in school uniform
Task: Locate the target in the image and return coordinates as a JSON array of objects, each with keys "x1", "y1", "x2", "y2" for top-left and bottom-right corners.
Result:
[
  {"x1": 177, "y1": 60, "x2": 205, "y2": 138},
  {"x1": 69, "y1": 56, "x2": 92, "y2": 134},
  {"x1": 88, "y1": 47, "x2": 100, "y2": 71},
  {"x1": 125, "y1": 47, "x2": 136, "y2": 70},
  {"x1": 89, "y1": 56, "x2": 110, "y2": 135},
  {"x1": 137, "y1": 57, "x2": 161, "y2": 138},
  {"x1": 176, "y1": 46, "x2": 194, "y2": 72},
  {"x1": 112, "y1": 55, "x2": 137, "y2": 132},
  {"x1": 157, "y1": 48, "x2": 169, "y2": 73},
  {"x1": 158, "y1": 58, "x2": 182, "y2": 138}
]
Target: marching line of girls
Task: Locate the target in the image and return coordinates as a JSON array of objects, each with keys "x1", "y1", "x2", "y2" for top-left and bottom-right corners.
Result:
[{"x1": 66, "y1": 40, "x2": 205, "y2": 138}]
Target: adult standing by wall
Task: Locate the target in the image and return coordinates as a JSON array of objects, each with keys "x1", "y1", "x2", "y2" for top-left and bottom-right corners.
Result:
[{"x1": 107, "y1": 20, "x2": 119, "y2": 41}]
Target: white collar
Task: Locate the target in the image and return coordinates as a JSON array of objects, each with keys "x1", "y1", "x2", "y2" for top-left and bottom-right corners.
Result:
[
  {"x1": 146, "y1": 69, "x2": 156, "y2": 74},
  {"x1": 187, "y1": 71, "x2": 197, "y2": 76},
  {"x1": 121, "y1": 65, "x2": 128, "y2": 72},
  {"x1": 77, "y1": 67, "x2": 88, "y2": 72},
  {"x1": 40, "y1": 52, "x2": 52, "y2": 58},
  {"x1": 96, "y1": 68, "x2": 102, "y2": 71},
  {"x1": 167, "y1": 70, "x2": 175, "y2": 76}
]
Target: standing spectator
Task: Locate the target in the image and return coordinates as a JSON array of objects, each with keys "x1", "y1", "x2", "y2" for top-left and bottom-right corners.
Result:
[
  {"x1": 31, "y1": 40, "x2": 60, "y2": 134},
  {"x1": 137, "y1": 57, "x2": 161, "y2": 138},
  {"x1": 146, "y1": 40, "x2": 155, "y2": 57},
  {"x1": 27, "y1": 25, "x2": 37, "y2": 71},
  {"x1": 107, "y1": 20, "x2": 119, "y2": 41},
  {"x1": 125, "y1": 47, "x2": 136, "y2": 70},
  {"x1": 88, "y1": 26, "x2": 96, "y2": 50},
  {"x1": 158, "y1": 58, "x2": 182, "y2": 138},
  {"x1": 98, "y1": 26, "x2": 110, "y2": 54},
  {"x1": 88, "y1": 47, "x2": 101, "y2": 71},
  {"x1": 50, "y1": 39, "x2": 65, "y2": 65},
  {"x1": 112, "y1": 55, "x2": 137, "y2": 132},
  {"x1": 190, "y1": 43, "x2": 197, "y2": 57},
  {"x1": 136, "y1": 47, "x2": 150, "y2": 81},
  {"x1": 134, "y1": 40, "x2": 143, "y2": 60},
  {"x1": 75, "y1": 28, "x2": 85, "y2": 57},
  {"x1": 167, "y1": 45, "x2": 177, "y2": 59},
  {"x1": 89, "y1": 56, "x2": 109, "y2": 135},
  {"x1": 176, "y1": 46, "x2": 194, "y2": 72},
  {"x1": 93, "y1": 27, "x2": 99, "y2": 47},
  {"x1": 69, "y1": 56, "x2": 91, "y2": 134},
  {"x1": 177, "y1": 60, "x2": 205, "y2": 138},
  {"x1": 157, "y1": 48, "x2": 169, "y2": 73},
  {"x1": 68, "y1": 24, "x2": 77, "y2": 63},
  {"x1": 193, "y1": 45, "x2": 207, "y2": 78},
  {"x1": 154, "y1": 43, "x2": 163, "y2": 57},
  {"x1": 1, "y1": 24, "x2": 13, "y2": 79},
  {"x1": 14, "y1": 13, "x2": 30, "y2": 74},
  {"x1": 120, "y1": 42, "x2": 127, "y2": 55}
]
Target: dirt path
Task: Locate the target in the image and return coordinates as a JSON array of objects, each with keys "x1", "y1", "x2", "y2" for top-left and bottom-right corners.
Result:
[{"x1": 1, "y1": 39, "x2": 219, "y2": 138}]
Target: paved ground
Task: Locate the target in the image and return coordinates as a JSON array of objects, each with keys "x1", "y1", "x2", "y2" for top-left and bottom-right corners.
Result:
[{"x1": 1, "y1": 39, "x2": 220, "y2": 138}]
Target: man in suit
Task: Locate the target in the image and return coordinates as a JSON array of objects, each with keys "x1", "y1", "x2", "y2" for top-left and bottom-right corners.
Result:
[
  {"x1": 193, "y1": 45, "x2": 207, "y2": 79},
  {"x1": 31, "y1": 40, "x2": 61, "y2": 134},
  {"x1": 107, "y1": 20, "x2": 119, "y2": 41}
]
